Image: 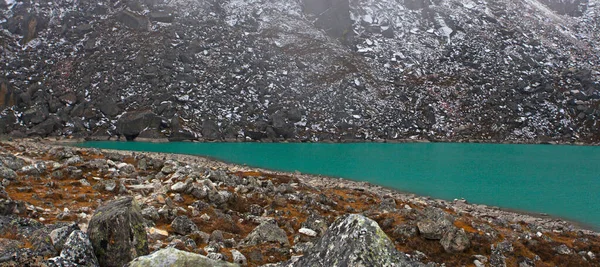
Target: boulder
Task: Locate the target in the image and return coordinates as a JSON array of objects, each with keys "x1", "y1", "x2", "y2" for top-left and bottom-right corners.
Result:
[
  {"x1": 170, "y1": 215, "x2": 198, "y2": 235},
  {"x1": 126, "y1": 247, "x2": 238, "y2": 267},
  {"x1": 440, "y1": 228, "x2": 470, "y2": 253},
  {"x1": 50, "y1": 223, "x2": 80, "y2": 252},
  {"x1": 202, "y1": 119, "x2": 220, "y2": 140},
  {"x1": 278, "y1": 214, "x2": 423, "y2": 266},
  {"x1": 116, "y1": 111, "x2": 163, "y2": 140},
  {"x1": 239, "y1": 221, "x2": 290, "y2": 247},
  {"x1": 302, "y1": 0, "x2": 353, "y2": 43},
  {"x1": 87, "y1": 197, "x2": 149, "y2": 267},
  {"x1": 416, "y1": 207, "x2": 454, "y2": 240},
  {"x1": 116, "y1": 10, "x2": 150, "y2": 30},
  {"x1": 0, "y1": 79, "x2": 16, "y2": 109},
  {"x1": 47, "y1": 230, "x2": 99, "y2": 267}
]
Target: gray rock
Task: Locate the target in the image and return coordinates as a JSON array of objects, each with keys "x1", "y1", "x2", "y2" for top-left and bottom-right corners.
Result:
[
  {"x1": 240, "y1": 221, "x2": 290, "y2": 247},
  {"x1": 231, "y1": 249, "x2": 247, "y2": 266},
  {"x1": 87, "y1": 197, "x2": 149, "y2": 267},
  {"x1": 276, "y1": 214, "x2": 423, "y2": 266},
  {"x1": 556, "y1": 244, "x2": 573, "y2": 255},
  {"x1": 126, "y1": 247, "x2": 238, "y2": 267},
  {"x1": 440, "y1": 228, "x2": 470, "y2": 253},
  {"x1": 48, "y1": 231, "x2": 99, "y2": 267},
  {"x1": 50, "y1": 223, "x2": 80, "y2": 252},
  {"x1": 0, "y1": 154, "x2": 25, "y2": 170},
  {"x1": 116, "y1": 10, "x2": 150, "y2": 30},
  {"x1": 170, "y1": 215, "x2": 198, "y2": 235},
  {"x1": 116, "y1": 111, "x2": 162, "y2": 140},
  {"x1": 0, "y1": 167, "x2": 16, "y2": 180},
  {"x1": 416, "y1": 207, "x2": 454, "y2": 240}
]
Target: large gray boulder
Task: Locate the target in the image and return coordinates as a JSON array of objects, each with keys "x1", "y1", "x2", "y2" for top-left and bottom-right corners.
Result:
[
  {"x1": 87, "y1": 197, "x2": 149, "y2": 267},
  {"x1": 126, "y1": 247, "x2": 238, "y2": 267},
  {"x1": 277, "y1": 214, "x2": 424, "y2": 267}
]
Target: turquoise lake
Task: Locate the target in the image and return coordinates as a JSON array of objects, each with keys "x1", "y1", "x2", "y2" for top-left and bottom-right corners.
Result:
[{"x1": 79, "y1": 141, "x2": 600, "y2": 229}]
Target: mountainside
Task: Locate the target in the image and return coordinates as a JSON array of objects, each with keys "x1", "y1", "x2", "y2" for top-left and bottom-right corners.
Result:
[{"x1": 1, "y1": 0, "x2": 599, "y2": 143}]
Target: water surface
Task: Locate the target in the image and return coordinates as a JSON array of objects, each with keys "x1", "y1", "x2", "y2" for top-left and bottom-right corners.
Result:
[{"x1": 80, "y1": 141, "x2": 600, "y2": 229}]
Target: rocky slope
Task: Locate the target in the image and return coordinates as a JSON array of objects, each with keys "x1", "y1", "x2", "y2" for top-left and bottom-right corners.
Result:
[
  {"x1": 1, "y1": 0, "x2": 599, "y2": 143},
  {"x1": 0, "y1": 140, "x2": 599, "y2": 266}
]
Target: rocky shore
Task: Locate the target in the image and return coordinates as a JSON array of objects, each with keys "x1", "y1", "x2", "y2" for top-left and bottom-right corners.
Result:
[{"x1": 0, "y1": 139, "x2": 598, "y2": 266}]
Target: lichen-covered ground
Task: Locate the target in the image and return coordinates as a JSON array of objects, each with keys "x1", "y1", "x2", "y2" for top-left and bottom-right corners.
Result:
[{"x1": 0, "y1": 139, "x2": 599, "y2": 266}]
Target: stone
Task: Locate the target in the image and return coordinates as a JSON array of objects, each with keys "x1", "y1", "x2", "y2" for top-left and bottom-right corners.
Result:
[
  {"x1": 170, "y1": 182, "x2": 188, "y2": 193},
  {"x1": 87, "y1": 197, "x2": 149, "y2": 267},
  {"x1": 440, "y1": 228, "x2": 470, "y2": 253},
  {"x1": 239, "y1": 221, "x2": 290, "y2": 247},
  {"x1": 0, "y1": 167, "x2": 16, "y2": 180},
  {"x1": 277, "y1": 214, "x2": 423, "y2": 266},
  {"x1": 170, "y1": 215, "x2": 198, "y2": 235},
  {"x1": 116, "y1": 111, "x2": 162, "y2": 140},
  {"x1": 298, "y1": 228, "x2": 317, "y2": 237},
  {"x1": 126, "y1": 247, "x2": 238, "y2": 267},
  {"x1": 416, "y1": 207, "x2": 454, "y2": 240},
  {"x1": 556, "y1": 244, "x2": 572, "y2": 255},
  {"x1": 116, "y1": 10, "x2": 150, "y2": 30},
  {"x1": 231, "y1": 249, "x2": 247, "y2": 266},
  {"x1": 48, "y1": 231, "x2": 99, "y2": 267},
  {"x1": 148, "y1": 227, "x2": 169, "y2": 240},
  {"x1": 50, "y1": 223, "x2": 80, "y2": 252}
]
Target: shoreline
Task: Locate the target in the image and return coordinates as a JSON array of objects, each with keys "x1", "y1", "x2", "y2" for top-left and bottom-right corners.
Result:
[
  {"x1": 2, "y1": 139, "x2": 599, "y2": 266},
  {"x1": 54, "y1": 139, "x2": 600, "y2": 234},
  {"x1": 4, "y1": 135, "x2": 599, "y2": 146}
]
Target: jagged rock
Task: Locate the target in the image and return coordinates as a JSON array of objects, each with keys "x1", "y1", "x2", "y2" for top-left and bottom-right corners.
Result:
[
  {"x1": 231, "y1": 249, "x2": 247, "y2": 266},
  {"x1": 126, "y1": 247, "x2": 238, "y2": 267},
  {"x1": 555, "y1": 244, "x2": 573, "y2": 255},
  {"x1": 87, "y1": 197, "x2": 149, "y2": 267},
  {"x1": 147, "y1": 227, "x2": 169, "y2": 240},
  {"x1": 47, "y1": 231, "x2": 99, "y2": 267},
  {"x1": 276, "y1": 214, "x2": 423, "y2": 266},
  {"x1": 116, "y1": 111, "x2": 163, "y2": 140},
  {"x1": 0, "y1": 154, "x2": 25, "y2": 170},
  {"x1": 50, "y1": 223, "x2": 80, "y2": 252},
  {"x1": 0, "y1": 167, "x2": 16, "y2": 180},
  {"x1": 417, "y1": 207, "x2": 454, "y2": 240},
  {"x1": 302, "y1": 0, "x2": 354, "y2": 43},
  {"x1": 170, "y1": 215, "x2": 198, "y2": 235},
  {"x1": 240, "y1": 221, "x2": 290, "y2": 247},
  {"x1": 440, "y1": 228, "x2": 470, "y2": 253},
  {"x1": 116, "y1": 10, "x2": 150, "y2": 30}
]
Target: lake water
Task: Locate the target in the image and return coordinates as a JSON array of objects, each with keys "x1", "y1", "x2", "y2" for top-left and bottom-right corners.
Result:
[{"x1": 79, "y1": 141, "x2": 600, "y2": 229}]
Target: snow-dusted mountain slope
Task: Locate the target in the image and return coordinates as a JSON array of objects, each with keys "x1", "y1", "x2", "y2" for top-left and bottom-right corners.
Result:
[{"x1": 1, "y1": 0, "x2": 599, "y2": 142}]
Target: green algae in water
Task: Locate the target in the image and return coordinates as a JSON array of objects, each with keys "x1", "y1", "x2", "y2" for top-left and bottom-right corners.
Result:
[{"x1": 79, "y1": 141, "x2": 600, "y2": 230}]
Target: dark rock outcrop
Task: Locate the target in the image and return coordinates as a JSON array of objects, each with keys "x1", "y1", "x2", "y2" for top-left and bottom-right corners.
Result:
[
  {"x1": 116, "y1": 111, "x2": 163, "y2": 140},
  {"x1": 116, "y1": 10, "x2": 150, "y2": 30},
  {"x1": 87, "y1": 197, "x2": 149, "y2": 267},
  {"x1": 302, "y1": 0, "x2": 354, "y2": 43}
]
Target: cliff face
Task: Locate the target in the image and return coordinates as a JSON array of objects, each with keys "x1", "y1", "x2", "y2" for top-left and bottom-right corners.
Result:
[{"x1": 0, "y1": 0, "x2": 599, "y2": 143}]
